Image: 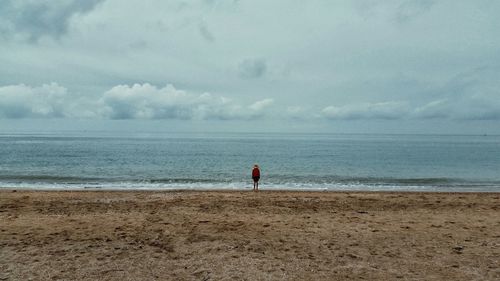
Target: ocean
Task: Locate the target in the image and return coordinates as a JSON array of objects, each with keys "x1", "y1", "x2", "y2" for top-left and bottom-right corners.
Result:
[{"x1": 1, "y1": 132, "x2": 499, "y2": 192}]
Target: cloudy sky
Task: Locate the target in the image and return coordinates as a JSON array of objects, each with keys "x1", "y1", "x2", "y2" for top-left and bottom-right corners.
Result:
[{"x1": 1, "y1": 0, "x2": 499, "y2": 134}]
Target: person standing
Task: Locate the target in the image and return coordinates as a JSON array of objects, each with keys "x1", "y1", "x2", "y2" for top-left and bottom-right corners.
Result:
[{"x1": 252, "y1": 164, "x2": 260, "y2": 192}]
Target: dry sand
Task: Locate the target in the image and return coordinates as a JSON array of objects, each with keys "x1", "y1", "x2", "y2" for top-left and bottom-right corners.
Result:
[{"x1": 0, "y1": 190, "x2": 499, "y2": 280}]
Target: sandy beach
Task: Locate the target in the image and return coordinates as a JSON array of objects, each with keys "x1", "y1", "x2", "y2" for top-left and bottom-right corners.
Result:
[{"x1": 0, "y1": 190, "x2": 498, "y2": 280}]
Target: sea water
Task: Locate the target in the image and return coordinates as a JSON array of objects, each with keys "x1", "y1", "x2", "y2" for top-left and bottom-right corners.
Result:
[{"x1": 1, "y1": 132, "x2": 499, "y2": 191}]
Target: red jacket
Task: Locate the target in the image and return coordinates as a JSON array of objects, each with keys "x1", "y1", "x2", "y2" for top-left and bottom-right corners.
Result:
[{"x1": 252, "y1": 168, "x2": 260, "y2": 177}]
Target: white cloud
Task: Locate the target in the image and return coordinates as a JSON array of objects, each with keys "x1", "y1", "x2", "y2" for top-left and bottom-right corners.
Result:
[
  {"x1": 413, "y1": 97, "x2": 500, "y2": 121},
  {"x1": 413, "y1": 99, "x2": 450, "y2": 119},
  {"x1": 248, "y1": 98, "x2": 273, "y2": 111},
  {"x1": 1, "y1": 79, "x2": 500, "y2": 123},
  {"x1": 322, "y1": 101, "x2": 410, "y2": 120},
  {"x1": 0, "y1": 83, "x2": 276, "y2": 120},
  {"x1": 322, "y1": 93, "x2": 500, "y2": 122},
  {"x1": 0, "y1": 83, "x2": 71, "y2": 118},
  {"x1": 412, "y1": 67, "x2": 500, "y2": 120},
  {"x1": 285, "y1": 106, "x2": 311, "y2": 120},
  {"x1": 98, "y1": 83, "x2": 274, "y2": 120}
]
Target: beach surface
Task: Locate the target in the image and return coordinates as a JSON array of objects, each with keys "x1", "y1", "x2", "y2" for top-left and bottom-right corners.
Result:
[{"x1": 0, "y1": 190, "x2": 499, "y2": 280}]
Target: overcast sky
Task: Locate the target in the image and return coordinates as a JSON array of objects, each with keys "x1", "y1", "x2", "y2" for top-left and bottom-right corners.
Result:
[{"x1": 1, "y1": 0, "x2": 499, "y2": 134}]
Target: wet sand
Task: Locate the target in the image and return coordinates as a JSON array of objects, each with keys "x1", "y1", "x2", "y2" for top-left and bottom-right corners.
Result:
[{"x1": 0, "y1": 190, "x2": 499, "y2": 280}]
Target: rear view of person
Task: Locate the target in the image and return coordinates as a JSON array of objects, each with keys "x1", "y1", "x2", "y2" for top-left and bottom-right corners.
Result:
[{"x1": 252, "y1": 164, "x2": 260, "y2": 192}]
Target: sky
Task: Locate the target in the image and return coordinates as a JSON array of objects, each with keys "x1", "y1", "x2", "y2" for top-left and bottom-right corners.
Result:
[{"x1": 1, "y1": 0, "x2": 500, "y2": 134}]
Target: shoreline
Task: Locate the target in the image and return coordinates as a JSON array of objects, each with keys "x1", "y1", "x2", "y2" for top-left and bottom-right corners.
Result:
[
  {"x1": 2, "y1": 188, "x2": 500, "y2": 193},
  {"x1": 1, "y1": 190, "x2": 499, "y2": 280}
]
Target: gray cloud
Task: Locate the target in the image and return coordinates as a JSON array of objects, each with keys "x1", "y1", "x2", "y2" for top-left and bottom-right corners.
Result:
[
  {"x1": 1, "y1": 1, "x2": 500, "y2": 133},
  {"x1": 0, "y1": 0, "x2": 103, "y2": 42},
  {"x1": 395, "y1": 0, "x2": 435, "y2": 23},
  {"x1": 128, "y1": 40, "x2": 148, "y2": 50},
  {"x1": 198, "y1": 21, "x2": 215, "y2": 42},
  {"x1": 238, "y1": 59, "x2": 267, "y2": 79}
]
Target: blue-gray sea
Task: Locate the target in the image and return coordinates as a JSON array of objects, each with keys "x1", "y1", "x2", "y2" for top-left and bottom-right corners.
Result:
[{"x1": 1, "y1": 132, "x2": 499, "y2": 192}]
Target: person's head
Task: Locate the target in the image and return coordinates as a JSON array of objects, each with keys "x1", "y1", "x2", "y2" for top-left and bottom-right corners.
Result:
[{"x1": 254, "y1": 164, "x2": 259, "y2": 168}]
